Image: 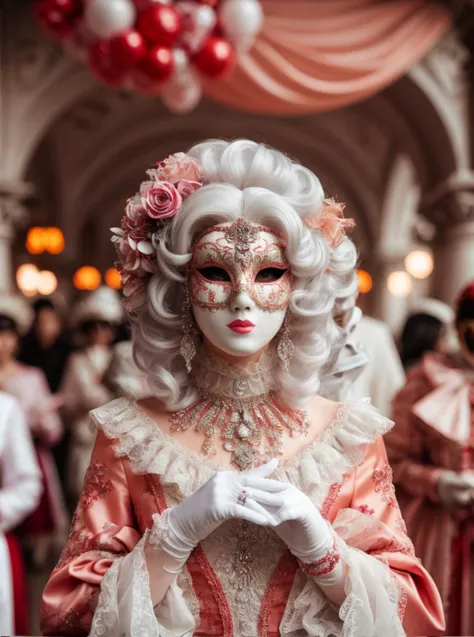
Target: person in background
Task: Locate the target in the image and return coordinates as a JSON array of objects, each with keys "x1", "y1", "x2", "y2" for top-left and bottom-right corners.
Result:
[
  {"x1": 350, "y1": 312, "x2": 405, "y2": 416},
  {"x1": 19, "y1": 298, "x2": 74, "y2": 485},
  {"x1": 19, "y1": 298, "x2": 73, "y2": 394},
  {"x1": 386, "y1": 280, "x2": 474, "y2": 635},
  {"x1": 0, "y1": 392, "x2": 42, "y2": 636},
  {"x1": 61, "y1": 286, "x2": 123, "y2": 503},
  {"x1": 0, "y1": 293, "x2": 67, "y2": 568},
  {"x1": 400, "y1": 298, "x2": 456, "y2": 370}
]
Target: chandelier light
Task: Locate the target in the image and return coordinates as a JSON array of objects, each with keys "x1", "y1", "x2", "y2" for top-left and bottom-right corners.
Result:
[
  {"x1": 357, "y1": 269, "x2": 373, "y2": 294},
  {"x1": 404, "y1": 250, "x2": 434, "y2": 280},
  {"x1": 387, "y1": 271, "x2": 412, "y2": 298},
  {"x1": 73, "y1": 266, "x2": 102, "y2": 291}
]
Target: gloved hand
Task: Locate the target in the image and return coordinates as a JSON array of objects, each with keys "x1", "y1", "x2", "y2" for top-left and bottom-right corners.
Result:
[
  {"x1": 242, "y1": 477, "x2": 333, "y2": 564},
  {"x1": 437, "y1": 470, "x2": 474, "y2": 508},
  {"x1": 159, "y1": 459, "x2": 279, "y2": 564}
]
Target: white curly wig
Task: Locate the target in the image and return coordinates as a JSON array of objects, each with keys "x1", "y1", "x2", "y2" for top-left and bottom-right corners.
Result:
[{"x1": 129, "y1": 139, "x2": 357, "y2": 410}]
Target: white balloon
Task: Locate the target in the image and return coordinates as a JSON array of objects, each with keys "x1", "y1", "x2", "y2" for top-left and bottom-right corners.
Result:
[
  {"x1": 193, "y1": 5, "x2": 216, "y2": 31},
  {"x1": 172, "y1": 48, "x2": 189, "y2": 75},
  {"x1": 219, "y1": 0, "x2": 263, "y2": 52},
  {"x1": 181, "y1": 4, "x2": 217, "y2": 54},
  {"x1": 84, "y1": 0, "x2": 136, "y2": 39},
  {"x1": 162, "y1": 72, "x2": 202, "y2": 114}
]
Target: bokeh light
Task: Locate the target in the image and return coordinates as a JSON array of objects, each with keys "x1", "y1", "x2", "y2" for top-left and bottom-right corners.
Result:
[
  {"x1": 45, "y1": 227, "x2": 65, "y2": 255},
  {"x1": 26, "y1": 227, "x2": 45, "y2": 254},
  {"x1": 404, "y1": 250, "x2": 434, "y2": 280},
  {"x1": 357, "y1": 269, "x2": 373, "y2": 294},
  {"x1": 26, "y1": 226, "x2": 65, "y2": 255},
  {"x1": 37, "y1": 270, "x2": 58, "y2": 295},
  {"x1": 105, "y1": 267, "x2": 121, "y2": 290},
  {"x1": 387, "y1": 271, "x2": 412, "y2": 297},
  {"x1": 16, "y1": 263, "x2": 40, "y2": 295},
  {"x1": 73, "y1": 266, "x2": 101, "y2": 290}
]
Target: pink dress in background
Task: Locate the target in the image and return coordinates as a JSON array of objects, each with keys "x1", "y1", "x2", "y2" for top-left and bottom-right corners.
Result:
[
  {"x1": 40, "y1": 397, "x2": 444, "y2": 636},
  {"x1": 386, "y1": 352, "x2": 474, "y2": 636},
  {"x1": 4, "y1": 364, "x2": 67, "y2": 542}
]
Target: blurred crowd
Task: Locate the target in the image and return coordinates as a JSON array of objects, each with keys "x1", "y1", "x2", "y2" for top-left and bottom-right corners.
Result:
[
  {"x1": 0, "y1": 286, "x2": 148, "y2": 635},
  {"x1": 0, "y1": 280, "x2": 473, "y2": 635}
]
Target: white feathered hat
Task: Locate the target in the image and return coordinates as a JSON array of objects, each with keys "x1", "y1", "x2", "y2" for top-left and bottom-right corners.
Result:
[
  {"x1": 0, "y1": 293, "x2": 34, "y2": 335},
  {"x1": 72, "y1": 286, "x2": 124, "y2": 327},
  {"x1": 409, "y1": 298, "x2": 454, "y2": 325}
]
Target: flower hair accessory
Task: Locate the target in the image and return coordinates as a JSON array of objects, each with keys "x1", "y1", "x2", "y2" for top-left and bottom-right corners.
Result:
[
  {"x1": 303, "y1": 198, "x2": 356, "y2": 248},
  {"x1": 111, "y1": 152, "x2": 204, "y2": 311}
]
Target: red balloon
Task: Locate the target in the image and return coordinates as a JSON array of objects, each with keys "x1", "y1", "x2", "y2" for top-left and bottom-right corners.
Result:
[
  {"x1": 36, "y1": 0, "x2": 80, "y2": 16},
  {"x1": 137, "y1": 5, "x2": 181, "y2": 47},
  {"x1": 139, "y1": 45, "x2": 174, "y2": 83},
  {"x1": 109, "y1": 29, "x2": 147, "y2": 70},
  {"x1": 89, "y1": 41, "x2": 127, "y2": 86},
  {"x1": 193, "y1": 37, "x2": 234, "y2": 79},
  {"x1": 34, "y1": 0, "x2": 83, "y2": 38}
]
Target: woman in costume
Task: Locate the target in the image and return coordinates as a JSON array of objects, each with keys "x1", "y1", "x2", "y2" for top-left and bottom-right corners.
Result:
[
  {"x1": 61, "y1": 286, "x2": 123, "y2": 502},
  {"x1": 386, "y1": 281, "x2": 474, "y2": 636},
  {"x1": 0, "y1": 293, "x2": 67, "y2": 566},
  {"x1": 0, "y1": 392, "x2": 42, "y2": 636},
  {"x1": 41, "y1": 140, "x2": 444, "y2": 637}
]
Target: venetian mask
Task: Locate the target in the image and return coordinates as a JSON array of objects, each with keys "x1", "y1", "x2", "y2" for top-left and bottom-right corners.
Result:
[{"x1": 188, "y1": 218, "x2": 293, "y2": 356}]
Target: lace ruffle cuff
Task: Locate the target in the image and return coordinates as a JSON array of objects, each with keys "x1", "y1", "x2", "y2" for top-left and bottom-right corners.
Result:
[
  {"x1": 148, "y1": 509, "x2": 195, "y2": 572},
  {"x1": 297, "y1": 534, "x2": 341, "y2": 578}
]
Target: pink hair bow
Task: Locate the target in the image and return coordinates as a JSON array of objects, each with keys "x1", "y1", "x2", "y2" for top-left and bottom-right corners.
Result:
[{"x1": 303, "y1": 198, "x2": 356, "y2": 248}]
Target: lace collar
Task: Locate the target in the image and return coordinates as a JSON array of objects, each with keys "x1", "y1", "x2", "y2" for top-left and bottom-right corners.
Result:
[
  {"x1": 92, "y1": 396, "x2": 393, "y2": 509},
  {"x1": 191, "y1": 348, "x2": 274, "y2": 401}
]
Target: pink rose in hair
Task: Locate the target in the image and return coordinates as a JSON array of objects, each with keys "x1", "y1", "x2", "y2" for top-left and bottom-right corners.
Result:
[
  {"x1": 157, "y1": 152, "x2": 202, "y2": 183},
  {"x1": 176, "y1": 179, "x2": 202, "y2": 199},
  {"x1": 141, "y1": 181, "x2": 182, "y2": 220}
]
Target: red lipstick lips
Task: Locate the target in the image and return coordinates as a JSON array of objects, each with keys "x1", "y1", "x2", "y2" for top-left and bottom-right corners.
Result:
[{"x1": 227, "y1": 319, "x2": 255, "y2": 334}]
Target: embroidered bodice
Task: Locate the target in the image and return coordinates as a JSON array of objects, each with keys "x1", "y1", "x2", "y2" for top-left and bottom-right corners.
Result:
[{"x1": 40, "y1": 396, "x2": 445, "y2": 637}]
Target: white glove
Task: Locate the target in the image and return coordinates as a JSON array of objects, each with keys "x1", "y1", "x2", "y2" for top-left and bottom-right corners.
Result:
[
  {"x1": 243, "y1": 477, "x2": 333, "y2": 563},
  {"x1": 437, "y1": 470, "x2": 474, "y2": 507},
  {"x1": 159, "y1": 459, "x2": 279, "y2": 566}
]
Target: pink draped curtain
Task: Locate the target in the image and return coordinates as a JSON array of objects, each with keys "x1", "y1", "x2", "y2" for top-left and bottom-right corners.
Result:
[{"x1": 205, "y1": 0, "x2": 451, "y2": 115}]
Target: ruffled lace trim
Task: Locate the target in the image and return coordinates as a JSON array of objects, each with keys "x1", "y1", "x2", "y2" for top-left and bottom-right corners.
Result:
[
  {"x1": 91, "y1": 397, "x2": 393, "y2": 504},
  {"x1": 280, "y1": 508, "x2": 405, "y2": 637},
  {"x1": 89, "y1": 524, "x2": 197, "y2": 637},
  {"x1": 89, "y1": 535, "x2": 160, "y2": 637}
]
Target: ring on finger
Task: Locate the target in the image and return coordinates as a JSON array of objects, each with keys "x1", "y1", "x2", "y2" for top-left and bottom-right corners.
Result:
[{"x1": 237, "y1": 489, "x2": 248, "y2": 506}]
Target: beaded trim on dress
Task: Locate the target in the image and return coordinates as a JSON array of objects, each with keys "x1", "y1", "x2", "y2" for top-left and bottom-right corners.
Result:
[{"x1": 170, "y1": 349, "x2": 310, "y2": 470}]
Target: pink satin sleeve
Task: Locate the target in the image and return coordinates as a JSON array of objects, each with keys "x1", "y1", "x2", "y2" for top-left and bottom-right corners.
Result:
[
  {"x1": 40, "y1": 429, "x2": 140, "y2": 636},
  {"x1": 385, "y1": 369, "x2": 442, "y2": 501},
  {"x1": 350, "y1": 436, "x2": 445, "y2": 635}
]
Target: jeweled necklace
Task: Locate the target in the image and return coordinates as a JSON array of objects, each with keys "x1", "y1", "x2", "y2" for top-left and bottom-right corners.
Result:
[{"x1": 170, "y1": 350, "x2": 310, "y2": 470}]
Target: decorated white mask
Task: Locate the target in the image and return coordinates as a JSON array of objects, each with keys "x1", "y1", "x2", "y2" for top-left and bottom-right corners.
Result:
[{"x1": 189, "y1": 218, "x2": 293, "y2": 356}]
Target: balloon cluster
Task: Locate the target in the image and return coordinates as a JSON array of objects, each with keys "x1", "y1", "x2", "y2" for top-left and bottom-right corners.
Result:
[{"x1": 34, "y1": 0, "x2": 263, "y2": 112}]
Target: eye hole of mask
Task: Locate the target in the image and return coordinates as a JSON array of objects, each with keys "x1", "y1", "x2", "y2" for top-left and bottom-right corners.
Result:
[
  {"x1": 255, "y1": 267, "x2": 288, "y2": 283},
  {"x1": 197, "y1": 266, "x2": 231, "y2": 282}
]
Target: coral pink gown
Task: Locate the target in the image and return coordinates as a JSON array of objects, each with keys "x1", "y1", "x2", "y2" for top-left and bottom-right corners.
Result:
[
  {"x1": 40, "y1": 396, "x2": 445, "y2": 636},
  {"x1": 386, "y1": 352, "x2": 474, "y2": 636}
]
